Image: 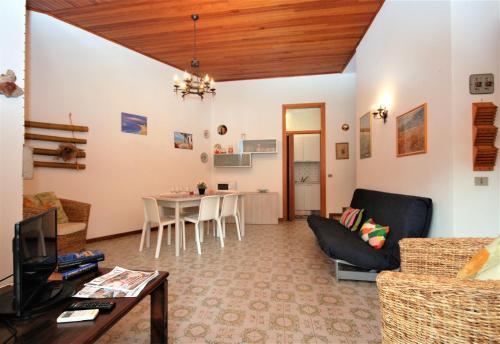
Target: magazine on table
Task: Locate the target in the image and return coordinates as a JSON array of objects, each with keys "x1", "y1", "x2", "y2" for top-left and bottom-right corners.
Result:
[
  {"x1": 73, "y1": 266, "x2": 159, "y2": 298},
  {"x1": 57, "y1": 250, "x2": 105, "y2": 270}
]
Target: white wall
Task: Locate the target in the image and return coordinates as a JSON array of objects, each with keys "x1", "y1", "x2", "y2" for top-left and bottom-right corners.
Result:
[
  {"x1": 211, "y1": 74, "x2": 357, "y2": 217},
  {"x1": 450, "y1": 1, "x2": 500, "y2": 237},
  {"x1": 0, "y1": 1, "x2": 25, "y2": 277},
  {"x1": 24, "y1": 12, "x2": 212, "y2": 239},
  {"x1": 356, "y1": 0, "x2": 500, "y2": 237}
]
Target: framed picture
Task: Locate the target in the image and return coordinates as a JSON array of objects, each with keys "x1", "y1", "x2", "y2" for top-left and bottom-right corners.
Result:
[
  {"x1": 336, "y1": 142, "x2": 349, "y2": 160},
  {"x1": 121, "y1": 112, "x2": 147, "y2": 135},
  {"x1": 174, "y1": 131, "x2": 193, "y2": 150},
  {"x1": 359, "y1": 112, "x2": 371, "y2": 159},
  {"x1": 397, "y1": 103, "x2": 427, "y2": 157}
]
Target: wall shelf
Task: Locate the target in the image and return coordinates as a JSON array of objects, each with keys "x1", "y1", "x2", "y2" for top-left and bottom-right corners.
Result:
[
  {"x1": 240, "y1": 139, "x2": 277, "y2": 154},
  {"x1": 214, "y1": 153, "x2": 252, "y2": 168},
  {"x1": 473, "y1": 102, "x2": 498, "y2": 171},
  {"x1": 24, "y1": 118, "x2": 88, "y2": 170}
]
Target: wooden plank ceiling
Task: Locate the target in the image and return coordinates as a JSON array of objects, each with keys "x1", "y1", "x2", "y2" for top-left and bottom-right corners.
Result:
[{"x1": 27, "y1": 0, "x2": 384, "y2": 81}]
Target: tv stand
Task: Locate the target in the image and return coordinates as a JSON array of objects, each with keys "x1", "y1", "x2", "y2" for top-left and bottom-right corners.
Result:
[{"x1": 0, "y1": 280, "x2": 74, "y2": 319}]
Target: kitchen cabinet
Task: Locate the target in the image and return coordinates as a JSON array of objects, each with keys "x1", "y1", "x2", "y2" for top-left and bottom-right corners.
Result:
[
  {"x1": 295, "y1": 183, "x2": 307, "y2": 210},
  {"x1": 295, "y1": 183, "x2": 320, "y2": 211},
  {"x1": 293, "y1": 134, "x2": 320, "y2": 162},
  {"x1": 303, "y1": 135, "x2": 320, "y2": 161}
]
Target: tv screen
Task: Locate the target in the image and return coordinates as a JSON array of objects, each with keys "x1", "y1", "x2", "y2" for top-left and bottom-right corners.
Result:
[{"x1": 13, "y1": 208, "x2": 57, "y2": 314}]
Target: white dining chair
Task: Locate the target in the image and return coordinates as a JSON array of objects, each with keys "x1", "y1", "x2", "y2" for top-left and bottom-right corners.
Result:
[
  {"x1": 219, "y1": 194, "x2": 242, "y2": 241},
  {"x1": 181, "y1": 195, "x2": 224, "y2": 254},
  {"x1": 140, "y1": 197, "x2": 176, "y2": 258}
]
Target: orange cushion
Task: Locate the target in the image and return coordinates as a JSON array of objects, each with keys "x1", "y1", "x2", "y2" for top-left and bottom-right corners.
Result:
[
  {"x1": 23, "y1": 194, "x2": 43, "y2": 208},
  {"x1": 35, "y1": 192, "x2": 69, "y2": 224},
  {"x1": 457, "y1": 237, "x2": 500, "y2": 280}
]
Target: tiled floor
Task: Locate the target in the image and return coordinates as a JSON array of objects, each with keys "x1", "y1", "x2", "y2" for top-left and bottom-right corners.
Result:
[{"x1": 89, "y1": 220, "x2": 381, "y2": 344}]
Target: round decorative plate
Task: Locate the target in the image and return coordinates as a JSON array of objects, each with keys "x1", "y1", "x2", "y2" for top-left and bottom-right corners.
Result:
[{"x1": 200, "y1": 152, "x2": 208, "y2": 163}]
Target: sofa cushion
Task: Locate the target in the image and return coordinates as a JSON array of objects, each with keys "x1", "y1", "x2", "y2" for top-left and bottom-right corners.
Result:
[
  {"x1": 308, "y1": 215, "x2": 400, "y2": 270},
  {"x1": 359, "y1": 218, "x2": 390, "y2": 249},
  {"x1": 350, "y1": 189, "x2": 432, "y2": 249},
  {"x1": 339, "y1": 207, "x2": 363, "y2": 230},
  {"x1": 35, "y1": 191, "x2": 69, "y2": 224},
  {"x1": 23, "y1": 194, "x2": 43, "y2": 208},
  {"x1": 58, "y1": 222, "x2": 87, "y2": 236},
  {"x1": 457, "y1": 237, "x2": 500, "y2": 280}
]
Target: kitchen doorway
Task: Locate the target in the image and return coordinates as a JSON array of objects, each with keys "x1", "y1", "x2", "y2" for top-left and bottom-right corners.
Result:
[{"x1": 282, "y1": 103, "x2": 326, "y2": 220}]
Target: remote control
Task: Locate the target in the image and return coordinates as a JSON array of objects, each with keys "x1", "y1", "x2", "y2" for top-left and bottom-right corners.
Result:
[{"x1": 66, "y1": 300, "x2": 116, "y2": 312}]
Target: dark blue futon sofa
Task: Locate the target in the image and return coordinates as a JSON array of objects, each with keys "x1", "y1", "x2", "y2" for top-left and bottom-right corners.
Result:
[{"x1": 308, "y1": 188, "x2": 432, "y2": 271}]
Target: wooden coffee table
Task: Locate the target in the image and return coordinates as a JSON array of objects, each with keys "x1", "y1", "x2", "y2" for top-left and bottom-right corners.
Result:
[{"x1": 0, "y1": 268, "x2": 169, "y2": 343}]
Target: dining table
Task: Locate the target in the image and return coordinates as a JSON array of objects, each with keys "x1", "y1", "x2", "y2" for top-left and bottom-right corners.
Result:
[{"x1": 152, "y1": 191, "x2": 245, "y2": 256}]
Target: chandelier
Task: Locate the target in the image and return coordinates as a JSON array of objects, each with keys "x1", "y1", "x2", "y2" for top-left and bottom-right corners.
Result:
[{"x1": 173, "y1": 14, "x2": 215, "y2": 99}]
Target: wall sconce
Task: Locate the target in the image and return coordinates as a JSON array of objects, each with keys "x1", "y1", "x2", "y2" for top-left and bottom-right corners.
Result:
[{"x1": 372, "y1": 105, "x2": 389, "y2": 123}]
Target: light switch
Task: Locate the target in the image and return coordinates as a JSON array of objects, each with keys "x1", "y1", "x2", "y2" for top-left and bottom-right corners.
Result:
[
  {"x1": 474, "y1": 176, "x2": 489, "y2": 186},
  {"x1": 469, "y1": 74, "x2": 494, "y2": 94}
]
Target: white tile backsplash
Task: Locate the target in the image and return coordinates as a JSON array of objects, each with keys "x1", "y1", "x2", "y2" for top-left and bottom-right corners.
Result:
[{"x1": 294, "y1": 162, "x2": 320, "y2": 182}]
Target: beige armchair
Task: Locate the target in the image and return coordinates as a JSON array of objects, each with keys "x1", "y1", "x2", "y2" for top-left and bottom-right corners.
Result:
[
  {"x1": 24, "y1": 198, "x2": 91, "y2": 255},
  {"x1": 376, "y1": 237, "x2": 499, "y2": 344}
]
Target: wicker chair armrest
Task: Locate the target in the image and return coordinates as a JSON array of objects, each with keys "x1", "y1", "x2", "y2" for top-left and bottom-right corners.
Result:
[
  {"x1": 377, "y1": 271, "x2": 500, "y2": 344},
  {"x1": 59, "y1": 198, "x2": 91, "y2": 224},
  {"x1": 399, "y1": 237, "x2": 494, "y2": 276},
  {"x1": 23, "y1": 205, "x2": 49, "y2": 220}
]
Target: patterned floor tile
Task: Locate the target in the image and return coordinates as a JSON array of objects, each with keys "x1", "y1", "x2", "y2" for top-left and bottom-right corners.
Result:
[{"x1": 90, "y1": 220, "x2": 381, "y2": 343}]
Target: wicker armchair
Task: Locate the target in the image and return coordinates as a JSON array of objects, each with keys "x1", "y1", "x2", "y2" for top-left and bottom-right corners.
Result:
[
  {"x1": 376, "y1": 238, "x2": 499, "y2": 344},
  {"x1": 23, "y1": 198, "x2": 91, "y2": 255}
]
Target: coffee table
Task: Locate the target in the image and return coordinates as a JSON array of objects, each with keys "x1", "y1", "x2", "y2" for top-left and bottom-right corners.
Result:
[{"x1": 0, "y1": 268, "x2": 169, "y2": 343}]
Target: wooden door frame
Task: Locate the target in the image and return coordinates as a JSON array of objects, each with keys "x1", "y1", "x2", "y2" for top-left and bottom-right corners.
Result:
[
  {"x1": 282, "y1": 103, "x2": 326, "y2": 220},
  {"x1": 287, "y1": 134, "x2": 295, "y2": 221}
]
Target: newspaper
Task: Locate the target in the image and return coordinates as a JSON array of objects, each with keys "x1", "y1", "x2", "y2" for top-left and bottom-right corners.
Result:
[{"x1": 73, "y1": 266, "x2": 159, "y2": 298}]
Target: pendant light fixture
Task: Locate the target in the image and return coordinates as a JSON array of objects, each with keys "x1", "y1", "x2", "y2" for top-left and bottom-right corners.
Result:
[{"x1": 173, "y1": 14, "x2": 215, "y2": 99}]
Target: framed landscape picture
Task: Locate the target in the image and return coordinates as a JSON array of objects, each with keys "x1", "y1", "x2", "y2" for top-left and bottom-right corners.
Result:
[
  {"x1": 121, "y1": 112, "x2": 147, "y2": 135},
  {"x1": 397, "y1": 103, "x2": 427, "y2": 157},
  {"x1": 336, "y1": 142, "x2": 349, "y2": 160},
  {"x1": 359, "y1": 112, "x2": 371, "y2": 159},
  {"x1": 174, "y1": 131, "x2": 193, "y2": 150}
]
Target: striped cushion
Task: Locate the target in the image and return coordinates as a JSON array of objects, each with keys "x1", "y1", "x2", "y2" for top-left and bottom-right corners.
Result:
[
  {"x1": 360, "y1": 218, "x2": 390, "y2": 249},
  {"x1": 339, "y1": 207, "x2": 362, "y2": 230}
]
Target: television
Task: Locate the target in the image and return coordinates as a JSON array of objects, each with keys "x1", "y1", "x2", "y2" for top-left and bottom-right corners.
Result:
[{"x1": 0, "y1": 208, "x2": 74, "y2": 318}]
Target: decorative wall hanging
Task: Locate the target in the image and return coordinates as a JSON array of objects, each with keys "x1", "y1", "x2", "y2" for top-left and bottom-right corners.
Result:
[
  {"x1": 0, "y1": 69, "x2": 24, "y2": 98},
  {"x1": 359, "y1": 112, "x2": 372, "y2": 159},
  {"x1": 200, "y1": 152, "x2": 208, "y2": 163},
  {"x1": 341, "y1": 123, "x2": 350, "y2": 131},
  {"x1": 174, "y1": 131, "x2": 193, "y2": 149},
  {"x1": 336, "y1": 142, "x2": 349, "y2": 160},
  {"x1": 121, "y1": 112, "x2": 147, "y2": 135},
  {"x1": 397, "y1": 103, "x2": 427, "y2": 157},
  {"x1": 203, "y1": 129, "x2": 210, "y2": 139},
  {"x1": 472, "y1": 102, "x2": 497, "y2": 171},
  {"x1": 24, "y1": 114, "x2": 88, "y2": 170},
  {"x1": 217, "y1": 125, "x2": 227, "y2": 135}
]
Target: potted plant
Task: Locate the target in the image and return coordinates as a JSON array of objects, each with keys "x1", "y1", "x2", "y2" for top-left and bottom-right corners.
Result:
[{"x1": 197, "y1": 182, "x2": 207, "y2": 195}]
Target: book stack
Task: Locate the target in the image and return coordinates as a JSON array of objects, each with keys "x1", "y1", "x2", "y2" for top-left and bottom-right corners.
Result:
[{"x1": 55, "y1": 250, "x2": 105, "y2": 280}]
